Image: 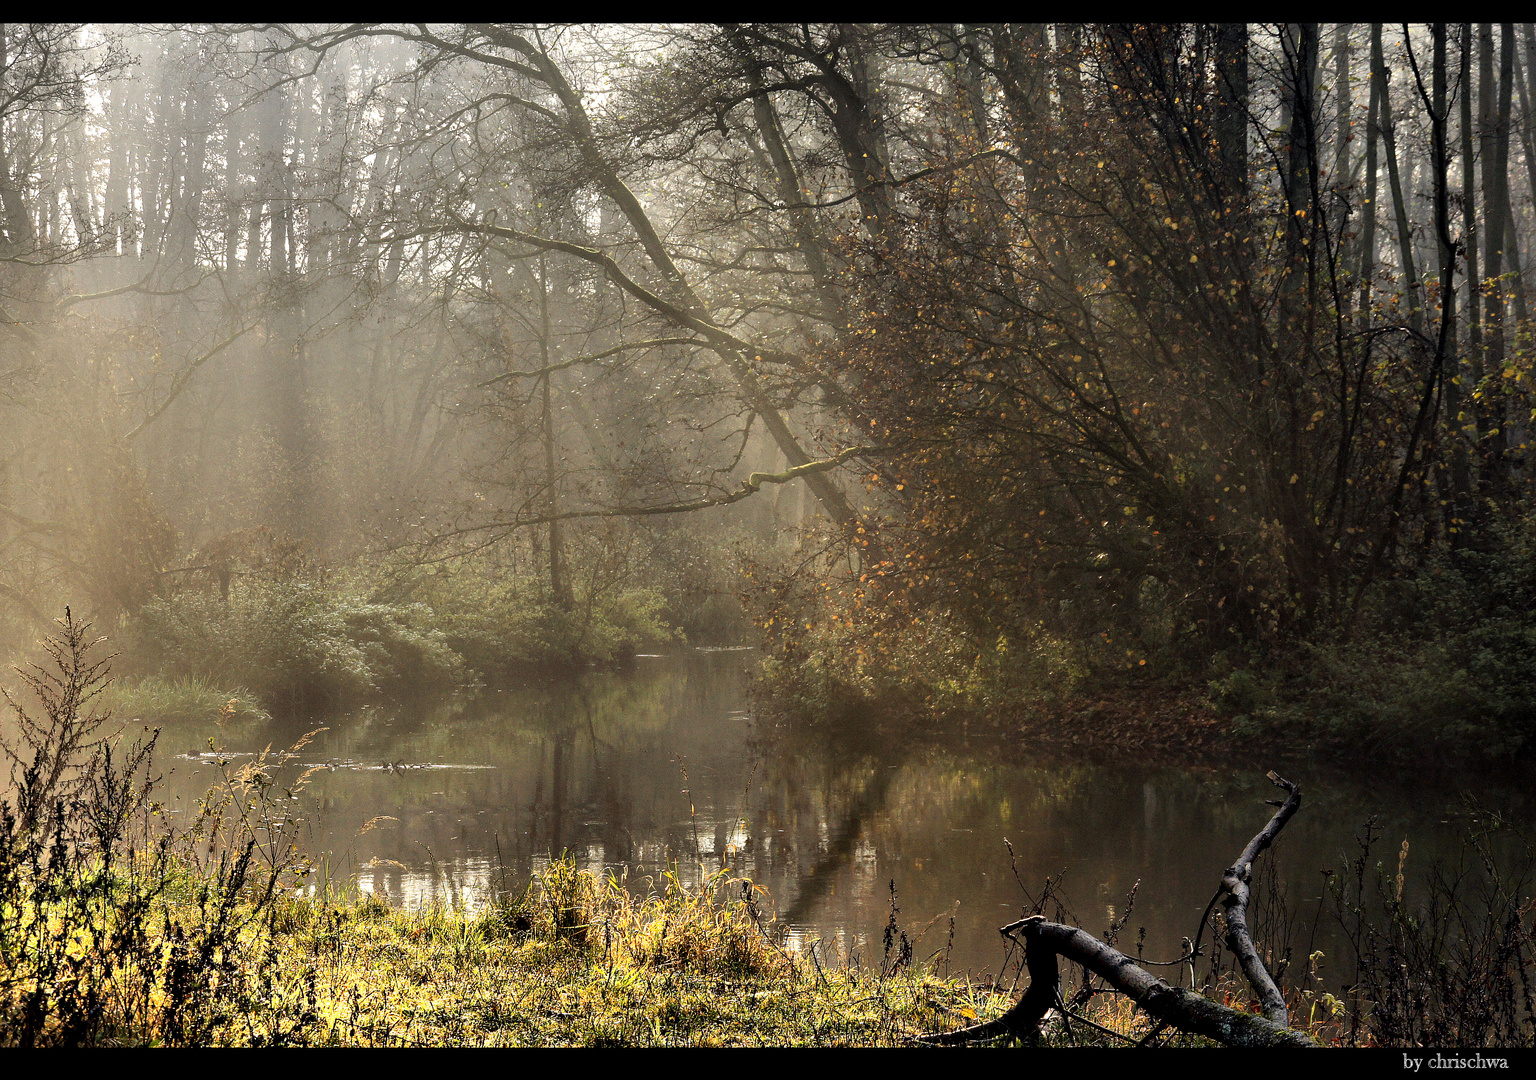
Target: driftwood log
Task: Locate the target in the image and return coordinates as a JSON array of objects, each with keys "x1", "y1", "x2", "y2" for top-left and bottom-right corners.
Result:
[{"x1": 920, "y1": 771, "x2": 1318, "y2": 1048}]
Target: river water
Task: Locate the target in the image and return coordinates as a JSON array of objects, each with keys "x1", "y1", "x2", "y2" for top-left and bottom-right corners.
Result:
[{"x1": 148, "y1": 648, "x2": 1535, "y2": 987}]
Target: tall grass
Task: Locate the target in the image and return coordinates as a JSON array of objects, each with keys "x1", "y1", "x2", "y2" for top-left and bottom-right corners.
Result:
[
  {"x1": 0, "y1": 612, "x2": 314, "y2": 1045},
  {"x1": 101, "y1": 674, "x2": 270, "y2": 725},
  {"x1": 1322, "y1": 812, "x2": 1536, "y2": 1047}
]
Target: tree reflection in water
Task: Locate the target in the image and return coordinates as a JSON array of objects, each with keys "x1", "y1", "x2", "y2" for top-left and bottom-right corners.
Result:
[{"x1": 150, "y1": 649, "x2": 1536, "y2": 988}]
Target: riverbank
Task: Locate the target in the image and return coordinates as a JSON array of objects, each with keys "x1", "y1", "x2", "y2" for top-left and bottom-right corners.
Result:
[
  {"x1": 762, "y1": 669, "x2": 1536, "y2": 772},
  {"x1": 12, "y1": 856, "x2": 1210, "y2": 1048},
  {"x1": 48, "y1": 859, "x2": 1368, "y2": 1048},
  {"x1": 164, "y1": 881, "x2": 1007, "y2": 1047}
]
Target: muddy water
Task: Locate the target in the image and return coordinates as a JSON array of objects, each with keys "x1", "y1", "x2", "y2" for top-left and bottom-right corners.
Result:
[{"x1": 147, "y1": 648, "x2": 1535, "y2": 985}]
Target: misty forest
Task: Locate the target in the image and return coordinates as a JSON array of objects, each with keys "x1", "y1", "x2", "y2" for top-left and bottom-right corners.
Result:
[{"x1": 2, "y1": 23, "x2": 1535, "y2": 1050}]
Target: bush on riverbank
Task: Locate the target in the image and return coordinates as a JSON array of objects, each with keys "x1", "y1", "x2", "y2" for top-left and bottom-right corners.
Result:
[
  {"x1": 121, "y1": 582, "x2": 465, "y2": 712},
  {"x1": 113, "y1": 553, "x2": 684, "y2": 714},
  {"x1": 1221, "y1": 511, "x2": 1536, "y2": 761},
  {"x1": 749, "y1": 507, "x2": 1536, "y2": 763},
  {"x1": 389, "y1": 560, "x2": 680, "y2": 679},
  {"x1": 746, "y1": 537, "x2": 1088, "y2": 732}
]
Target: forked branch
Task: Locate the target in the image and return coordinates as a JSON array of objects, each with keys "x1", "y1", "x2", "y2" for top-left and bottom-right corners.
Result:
[{"x1": 919, "y1": 772, "x2": 1316, "y2": 1048}]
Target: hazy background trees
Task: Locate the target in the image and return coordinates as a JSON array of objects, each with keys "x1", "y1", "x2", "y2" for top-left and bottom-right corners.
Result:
[{"x1": 0, "y1": 24, "x2": 1532, "y2": 746}]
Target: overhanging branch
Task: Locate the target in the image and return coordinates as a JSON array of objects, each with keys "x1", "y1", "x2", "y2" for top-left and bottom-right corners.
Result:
[
  {"x1": 478, "y1": 337, "x2": 703, "y2": 386},
  {"x1": 442, "y1": 444, "x2": 883, "y2": 536}
]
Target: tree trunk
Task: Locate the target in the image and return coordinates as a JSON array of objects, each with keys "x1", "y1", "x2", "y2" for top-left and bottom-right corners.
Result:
[
  {"x1": 1376, "y1": 25, "x2": 1422, "y2": 330},
  {"x1": 1358, "y1": 26, "x2": 1381, "y2": 323},
  {"x1": 1214, "y1": 23, "x2": 1249, "y2": 209},
  {"x1": 1440, "y1": 28, "x2": 1473, "y2": 518},
  {"x1": 537, "y1": 250, "x2": 572, "y2": 612},
  {"x1": 1481, "y1": 25, "x2": 1515, "y2": 488},
  {"x1": 1332, "y1": 23, "x2": 1354, "y2": 186}
]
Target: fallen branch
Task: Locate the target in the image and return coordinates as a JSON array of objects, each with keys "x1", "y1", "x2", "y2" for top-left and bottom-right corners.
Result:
[
  {"x1": 1220, "y1": 770, "x2": 1302, "y2": 1026},
  {"x1": 920, "y1": 772, "x2": 1317, "y2": 1048}
]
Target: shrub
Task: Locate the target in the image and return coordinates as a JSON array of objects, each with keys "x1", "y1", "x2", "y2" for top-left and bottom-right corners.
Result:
[
  {"x1": 1232, "y1": 508, "x2": 1536, "y2": 760},
  {"x1": 753, "y1": 590, "x2": 1084, "y2": 732},
  {"x1": 0, "y1": 612, "x2": 302, "y2": 1046},
  {"x1": 124, "y1": 581, "x2": 465, "y2": 712},
  {"x1": 391, "y1": 561, "x2": 680, "y2": 677}
]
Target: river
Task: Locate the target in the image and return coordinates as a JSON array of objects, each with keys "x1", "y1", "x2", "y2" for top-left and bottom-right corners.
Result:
[{"x1": 149, "y1": 647, "x2": 1535, "y2": 989}]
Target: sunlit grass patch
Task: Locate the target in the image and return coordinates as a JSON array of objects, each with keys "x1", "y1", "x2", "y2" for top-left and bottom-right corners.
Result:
[
  {"x1": 205, "y1": 857, "x2": 1020, "y2": 1047},
  {"x1": 102, "y1": 674, "x2": 270, "y2": 725}
]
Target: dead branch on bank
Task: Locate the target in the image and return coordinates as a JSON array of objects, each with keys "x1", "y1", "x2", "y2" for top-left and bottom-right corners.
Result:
[{"x1": 919, "y1": 771, "x2": 1318, "y2": 1048}]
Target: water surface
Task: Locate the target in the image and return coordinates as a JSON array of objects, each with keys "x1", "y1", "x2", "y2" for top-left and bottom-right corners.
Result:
[{"x1": 146, "y1": 649, "x2": 1536, "y2": 985}]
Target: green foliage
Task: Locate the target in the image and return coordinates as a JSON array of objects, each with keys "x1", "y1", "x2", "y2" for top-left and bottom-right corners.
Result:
[
  {"x1": 637, "y1": 524, "x2": 756, "y2": 642},
  {"x1": 391, "y1": 559, "x2": 680, "y2": 677},
  {"x1": 124, "y1": 581, "x2": 465, "y2": 712},
  {"x1": 102, "y1": 675, "x2": 270, "y2": 725},
  {"x1": 1207, "y1": 661, "x2": 1277, "y2": 717},
  {"x1": 1228, "y1": 509, "x2": 1536, "y2": 760},
  {"x1": 113, "y1": 543, "x2": 689, "y2": 710}
]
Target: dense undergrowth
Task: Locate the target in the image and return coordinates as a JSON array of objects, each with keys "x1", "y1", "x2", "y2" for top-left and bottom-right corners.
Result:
[
  {"x1": 0, "y1": 512, "x2": 760, "y2": 725},
  {"x1": 1223, "y1": 511, "x2": 1536, "y2": 762},
  {"x1": 750, "y1": 507, "x2": 1536, "y2": 765},
  {"x1": 102, "y1": 553, "x2": 695, "y2": 719}
]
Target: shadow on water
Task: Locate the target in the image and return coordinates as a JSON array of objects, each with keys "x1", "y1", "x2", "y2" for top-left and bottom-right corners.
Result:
[
  {"x1": 775, "y1": 759, "x2": 900, "y2": 928},
  {"x1": 143, "y1": 649, "x2": 1536, "y2": 986}
]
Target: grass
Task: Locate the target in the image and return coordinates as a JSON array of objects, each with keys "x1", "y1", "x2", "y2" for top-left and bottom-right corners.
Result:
[
  {"x1": 0, "y1": 849, "x2": 1423, "y2": 1047},
  {"x1": 239, "y1": 890, "x2": 989, "y2": 1047},
  {"x1": 100, "y1": 674, "x2": 271, "y2": 725},
  {"x1": 5, "y1": 856, "x2": 1019, "y2": 1047}
]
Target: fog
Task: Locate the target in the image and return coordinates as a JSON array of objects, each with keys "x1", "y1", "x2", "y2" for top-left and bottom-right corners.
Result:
[
  {"x1": 0, "y1": 25, "x2": 840, "y2": 654},
  {"x1": 3, "y1": 24, "x2": 1535, "y2": 1048}
]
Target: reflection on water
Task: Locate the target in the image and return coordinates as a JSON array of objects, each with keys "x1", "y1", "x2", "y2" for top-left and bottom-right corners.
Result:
[{"x1": 142, "y1": 649, "x2": 1535, "y2": 983}]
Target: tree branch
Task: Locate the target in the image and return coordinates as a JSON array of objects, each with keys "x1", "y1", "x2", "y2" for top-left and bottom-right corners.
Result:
[
  {"x1": 124, "y1": 322, "x2": 261, "y2": 441},
  {"x1": 478, "y1": 337, "x2": 702, "y2": 386},
  {"x1": 438, "y1": 443, "x2": 883, "y2": 535},
  {"x1": 920, "y1": 772, "x2": 1316, "y2": 1048}
]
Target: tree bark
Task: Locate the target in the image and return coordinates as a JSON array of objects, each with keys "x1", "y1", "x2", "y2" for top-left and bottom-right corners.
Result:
[
  {"x1": 1214, "y1": 23, "x2": 1249, "y2": 208},
  {"x1": 1358, "y1": 25, "x2": 1382, "y2": 324},
  {"x1": 1332, "y1": 24, "x2": 1354, "y2": 186},
  {"x1": 1481, "y1": 25, "x2": 1515, "y2": 486},
  {"x1": 537, "y1": 250, "x2": 572, "y2": 612}
]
